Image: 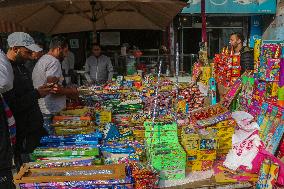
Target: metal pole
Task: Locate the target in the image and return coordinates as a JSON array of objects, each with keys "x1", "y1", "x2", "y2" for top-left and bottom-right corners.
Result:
[{"x1": 90, "y1": 0, "x2": 97, "y2": 43}]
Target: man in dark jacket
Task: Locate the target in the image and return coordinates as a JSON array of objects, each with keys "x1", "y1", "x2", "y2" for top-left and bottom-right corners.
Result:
[
  {"x1": 230, "y1": 32, "x2": 254, "y2": 74},
  {"x1": 3, "y1": 32, "x2": 51, "y2": 170}
]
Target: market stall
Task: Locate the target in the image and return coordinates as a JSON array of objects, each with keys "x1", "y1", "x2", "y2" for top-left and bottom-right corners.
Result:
[{"x1": 12, "y1": 39, "x2": 284, "y2": 189}]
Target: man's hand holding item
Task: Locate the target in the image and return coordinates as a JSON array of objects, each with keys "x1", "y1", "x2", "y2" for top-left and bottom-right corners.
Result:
[{"x1": 37, "y1": 84, "x2": 52, "y2": 97}]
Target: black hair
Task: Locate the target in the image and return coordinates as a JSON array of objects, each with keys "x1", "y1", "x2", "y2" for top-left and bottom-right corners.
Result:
[
  {"x1": 92, "y1": 43, "x2": 101, "y2": 48},
  {"x1": 230, "y1": 32, "x2": 244, "y2": 42},
  {"x1": 49, "y1": 36, "x2": 68, "y2": 50},
  {"x1": 34, "y1": 41, "x2": 45, "y2": 50}
]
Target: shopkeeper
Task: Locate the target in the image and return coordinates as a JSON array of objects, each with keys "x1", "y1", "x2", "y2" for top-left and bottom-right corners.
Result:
[
  {"x1": 32, "y1": 36, "x2": 78, "y2": 135},
  {"x1": 230, "y1": 32, "x2": 254, "y2": 74},
  {"x1": 84, "y1": 43, "x2": 114, "y2": 84}
]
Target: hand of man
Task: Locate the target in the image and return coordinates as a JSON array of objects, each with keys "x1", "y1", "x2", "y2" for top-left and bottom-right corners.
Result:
[
  {"x1": 50, "y1": 84, "x2": 63, "y2": 94},
  {"x1": 37, "y1": 85, "x2": 52, "y2": 97}
]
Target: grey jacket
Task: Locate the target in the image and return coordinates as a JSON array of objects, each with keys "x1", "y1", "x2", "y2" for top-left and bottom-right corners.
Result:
[{"x1": 85, "y1": 55, "x2": 113, "y2": 84}]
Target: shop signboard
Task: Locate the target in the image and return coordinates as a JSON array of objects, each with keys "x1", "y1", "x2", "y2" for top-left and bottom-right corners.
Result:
[{"x1": 182, "y1": 0, "x2": 276, "y2": 14}]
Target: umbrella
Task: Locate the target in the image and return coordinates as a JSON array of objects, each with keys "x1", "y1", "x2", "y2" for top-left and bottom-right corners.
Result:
[
  {"x1": 0, "y1": 0, "x2": 186, "y2": 34},
  {"x1": 0, "y1": 20, "x2": 28, "y2": 33}
]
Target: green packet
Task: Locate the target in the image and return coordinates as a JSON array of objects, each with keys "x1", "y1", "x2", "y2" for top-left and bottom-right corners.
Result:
[
  {"x1": 32, "y1": 148, "x2": 99, "y2": 157},
  {"x1": 278, "y1": 86, "x2": 284, "y2": 100}
]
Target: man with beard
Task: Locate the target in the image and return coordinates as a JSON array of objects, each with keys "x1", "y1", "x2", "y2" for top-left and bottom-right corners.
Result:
[
  {"x1": 32, "y1": 36, "x2": 78, "y2": 135},
  {"x1": 229, "y1": 32, "x2": 254, "y2": 74},
  {"x1": 4, "y1": 32, "x2": 51, "y2": 171}
]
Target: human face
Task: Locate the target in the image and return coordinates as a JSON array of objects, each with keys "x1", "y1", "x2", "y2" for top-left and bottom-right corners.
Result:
[
  {"x1": 92, "y1": 46, "x2": 101, "y2": 57},
  {"x1": 14, "y1": 47, "x2": 33, "y2": 63},
  {"x1": 31, "y1": 51, "x2": 44, "y2": 60},
  {"x1": 31, "y1": 45, "x2": 44, "y2": 60},
  {"x1": 229, "y1": 34, "x2": 241, "y2": 50},
  {"x1": 57, "y1": 46, "x2": 68, "y2": 62}
]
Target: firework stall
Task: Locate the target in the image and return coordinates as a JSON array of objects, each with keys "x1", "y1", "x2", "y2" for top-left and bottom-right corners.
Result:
[{"x1": 14, "y1": 40, "x2": 284, "y2": 189}]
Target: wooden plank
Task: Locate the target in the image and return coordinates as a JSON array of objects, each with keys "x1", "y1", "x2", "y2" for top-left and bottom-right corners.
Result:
[{"x1": 14, "y1": 164, "x2": 126, "y2": 184}]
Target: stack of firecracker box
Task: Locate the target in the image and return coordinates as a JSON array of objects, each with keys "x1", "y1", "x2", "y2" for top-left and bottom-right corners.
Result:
[
  {"x1": 181, "y1": 118, "x2": 236, "y2": 172},
  {"x1": 144, "y1": 121, "x2": 186, "y2": 180},
  {"x1": 181, "y1": 125, "x2": 217, "y2": 172},
  {"x1": 214, "y1": 47, "x2": 241, "y2": 87},
  {"x1": 52, "y1": 107, "x2": 95, "y2": 136}
]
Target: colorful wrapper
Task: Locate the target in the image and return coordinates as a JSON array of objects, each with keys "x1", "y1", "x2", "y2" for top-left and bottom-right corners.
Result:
[
  {"x1": 279, "y1": 58, "x2": 284, "y2": 86},
  {"x1": 267, "y1": 162, "x2": 280, "y2": 188},
  {"x1": 256, "y1": 159, "x2": 271, "y2": 189}
]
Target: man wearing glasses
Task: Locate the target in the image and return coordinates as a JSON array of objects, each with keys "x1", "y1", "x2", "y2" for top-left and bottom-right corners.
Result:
[
  {"x1": 85, "y1": 43, "x2": 113, "y2": 85},
  {"x1": 4, "y1": 32, "x2": 50, "y2": 171}
]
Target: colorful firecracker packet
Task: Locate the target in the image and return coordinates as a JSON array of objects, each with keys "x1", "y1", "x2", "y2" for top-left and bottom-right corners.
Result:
[
  {"x1": 256, "y1": 159, "x2": 280, "y2": 189},
  {"x1": 129, "y1": 162, "x2": 159, "y2": 189}
]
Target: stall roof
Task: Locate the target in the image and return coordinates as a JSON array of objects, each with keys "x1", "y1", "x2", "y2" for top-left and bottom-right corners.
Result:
[{"x1": 0, "y1": 0, "x2": 187, "y2": 34}]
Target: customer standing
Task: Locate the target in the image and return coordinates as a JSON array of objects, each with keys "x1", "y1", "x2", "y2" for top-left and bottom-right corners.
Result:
[
  {"x1": 33, "y1": 36, "x2": 78, "y2": 135},
  {"x1": 4, "y1": 32, "x2": 50, "y2": 171}
]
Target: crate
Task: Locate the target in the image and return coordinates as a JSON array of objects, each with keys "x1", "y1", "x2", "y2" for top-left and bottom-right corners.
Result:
[{"x1": 15, "y1": 164, "x2": 126, "y2": 184}]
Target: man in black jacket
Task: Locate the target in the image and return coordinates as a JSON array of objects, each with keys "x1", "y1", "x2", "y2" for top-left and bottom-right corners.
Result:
[
  {"x1": 230, "y1": 32, "x2": 254, "y2": 74},
  {"x1": 3, "y1": 32, "x2": 51, "y2": 170}
]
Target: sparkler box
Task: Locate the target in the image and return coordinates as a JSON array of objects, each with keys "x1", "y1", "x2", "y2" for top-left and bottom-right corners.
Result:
[
  {"x1": 144, "y1": 122, "x2": 186, "y2": 180},
  {"x1": 144, "y1": 122, "x2": 178, "y2": 145},
  {"x1": 147, "y1": 144, "x2": 186, "y2": 180}
]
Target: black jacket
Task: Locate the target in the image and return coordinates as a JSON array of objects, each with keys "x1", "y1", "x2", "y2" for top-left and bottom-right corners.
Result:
[
  {"x1": 3, "y1": 62, "x2": 47, "y2": 153},
  {"x1": 0, "y1": 99, "x2": 13, "y2": 171},
  {"x1": 240, "y1": 46, "x2": 254, "y2": 74}
]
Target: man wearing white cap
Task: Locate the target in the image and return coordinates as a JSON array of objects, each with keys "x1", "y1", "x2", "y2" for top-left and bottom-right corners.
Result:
[{"x1": 3, "y1": 32, "x2": 51, "y2": 171}]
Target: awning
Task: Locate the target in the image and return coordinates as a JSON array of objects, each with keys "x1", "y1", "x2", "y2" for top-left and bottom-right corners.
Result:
[{"x1": 0, "y1": 20, "x2": 28, "y2": 33}]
